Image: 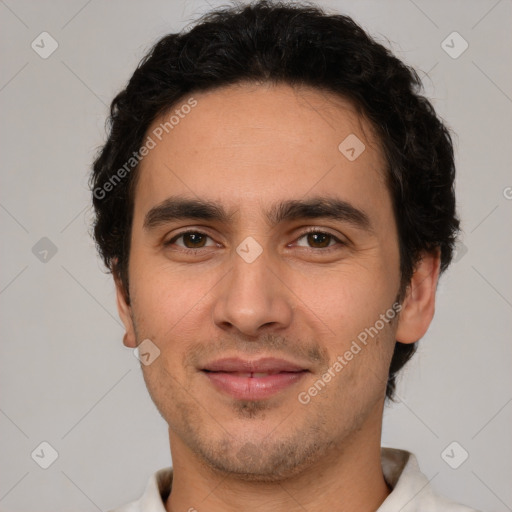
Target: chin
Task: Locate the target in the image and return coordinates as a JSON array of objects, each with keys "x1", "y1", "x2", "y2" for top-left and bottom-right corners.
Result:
[{"x1": 195, "y1": 433, "x2": 330, "y2": 483}]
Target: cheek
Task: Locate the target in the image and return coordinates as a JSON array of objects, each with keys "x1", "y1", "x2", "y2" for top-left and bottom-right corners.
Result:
[
  {"x1": 301, "y1": 264, "x2": 398, "y2": 339},
  {"x1": 128, "y1": 260, "x2": 217, "y2": 374},
  {"x1": 130, "y1": 258, "x2": 209, "y2": 325}
]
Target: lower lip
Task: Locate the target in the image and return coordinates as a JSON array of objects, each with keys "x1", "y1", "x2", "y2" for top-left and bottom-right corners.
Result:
[{"x1": 202, "y1": 371, "x2": 308, "y2": 400}]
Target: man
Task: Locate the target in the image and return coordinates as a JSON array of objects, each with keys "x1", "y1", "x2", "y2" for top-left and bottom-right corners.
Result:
[{"x1": 91, "y1": 1, "x2": 478, "y2": 510}]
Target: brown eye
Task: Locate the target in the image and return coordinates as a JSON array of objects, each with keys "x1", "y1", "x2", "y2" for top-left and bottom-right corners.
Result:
[
  {"x1": 181, "y1": 232, "x2": 207, "y2": 248},
  {"x1": 306, "y1": 232, "x2": 332, "y2": 248},
  {"x1": 295, "y1": 230, "x2": 342, "y2": 249},
  {"x1": 166, "y1": 231, "x2": 214, "y2": 250}
]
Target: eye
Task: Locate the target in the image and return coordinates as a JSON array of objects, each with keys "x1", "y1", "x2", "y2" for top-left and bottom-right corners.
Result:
[
  {"x1": 165, "y1": 231, "x2": 216, "y2": 250},
  {"x1": 294, "y1": 230, "x2": 344, "y2": 250},
  {"x1": 164, "y1": 229, "x2": 345, "y2": 254}
]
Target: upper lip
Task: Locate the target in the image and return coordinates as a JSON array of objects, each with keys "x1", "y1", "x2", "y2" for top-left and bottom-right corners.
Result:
[{"x1": 202, "y1": 357, "x2": 307, "y2": 373}]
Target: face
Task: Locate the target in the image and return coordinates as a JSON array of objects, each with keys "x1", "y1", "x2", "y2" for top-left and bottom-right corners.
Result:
[{"x1": 116, "y1": 82, "x2": 436, "y2": 481}]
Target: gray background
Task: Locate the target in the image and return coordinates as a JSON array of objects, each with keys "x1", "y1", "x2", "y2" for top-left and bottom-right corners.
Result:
[{"x1": 1, "y1": 0, "x2": 511, "y2": 510}]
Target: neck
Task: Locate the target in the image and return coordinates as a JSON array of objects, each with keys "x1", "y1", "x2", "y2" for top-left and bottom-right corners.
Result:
[{"x1": 165, "y1": 403, "x2": 390, "y2": 512}]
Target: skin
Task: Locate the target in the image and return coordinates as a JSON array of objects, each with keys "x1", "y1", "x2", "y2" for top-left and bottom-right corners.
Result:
[{"x1": 116, "y1": 82, "x2": 440, "y2": 512}]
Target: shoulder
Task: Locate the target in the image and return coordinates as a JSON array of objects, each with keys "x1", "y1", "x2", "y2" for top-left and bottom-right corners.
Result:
[
  {"x1": 107, "y1": 467, "x2": 173, "y2": 512},
  {"x1": 379, "y1": 448, "x2": 480, "y2": 512}
]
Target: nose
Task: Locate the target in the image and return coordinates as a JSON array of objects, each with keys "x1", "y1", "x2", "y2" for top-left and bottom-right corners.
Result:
[{"x1": 212, "y1": 247, "x2": 294, "y2": 337}]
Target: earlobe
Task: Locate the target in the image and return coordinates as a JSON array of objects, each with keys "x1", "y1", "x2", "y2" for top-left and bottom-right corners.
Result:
[
  {"x1": 115, "y1": 275, "x2": 137, "y2": 348},
  {"x1": 395, "y1": 249, "x2": 441, "y2": 344}
]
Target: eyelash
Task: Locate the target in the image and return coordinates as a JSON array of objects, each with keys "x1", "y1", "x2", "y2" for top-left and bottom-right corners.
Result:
[{"x1": 165, "y1": 228, "x2": 346, "y2": 254}]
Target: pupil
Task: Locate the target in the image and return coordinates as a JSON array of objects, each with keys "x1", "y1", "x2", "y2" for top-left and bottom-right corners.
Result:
[
  {"x1": 309, "y1": 233, "x2": 329, "y2": 248},
  {"x1": 186, "y1": 233, "x2": 205, "y2": 247},
  {"x1": 182, "y1": 233, "x2": 331, "y2": 249}
]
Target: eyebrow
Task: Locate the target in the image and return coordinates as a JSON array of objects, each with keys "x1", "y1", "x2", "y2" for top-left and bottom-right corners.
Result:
[{"x1": 143, "y1": 195, "x2": 372, "y2": 232}]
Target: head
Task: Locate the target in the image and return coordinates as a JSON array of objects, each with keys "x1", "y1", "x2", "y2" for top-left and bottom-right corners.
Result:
[{"x1": 91, "y1": 0, "x2": 458, "y2": 479}]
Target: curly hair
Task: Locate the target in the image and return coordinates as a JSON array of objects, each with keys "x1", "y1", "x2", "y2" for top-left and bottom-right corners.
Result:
[{"x1": 90, "y1": 0, "x2": 459, "y2": 400}]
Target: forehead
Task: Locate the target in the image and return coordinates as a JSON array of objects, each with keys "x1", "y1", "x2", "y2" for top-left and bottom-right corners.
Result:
[{"x1": 133, "y1": 82, "x2": 390, "y2": 224}]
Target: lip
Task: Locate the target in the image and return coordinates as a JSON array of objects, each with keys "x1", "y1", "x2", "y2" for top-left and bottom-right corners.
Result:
[
  {"x1": 202, "y1": 357, "x2": 306, "y2": 373},
  {"x1": 201, "y1": 357, "x2": 309, "y2": 400}
]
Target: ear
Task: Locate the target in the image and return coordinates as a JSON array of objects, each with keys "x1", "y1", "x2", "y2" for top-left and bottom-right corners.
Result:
[
  {"x1": 395, "y1": 249, "x2": 441, "y2": 344},
  {"x1": 114, "y1": 273, "x2": 137, "y2": 348}
]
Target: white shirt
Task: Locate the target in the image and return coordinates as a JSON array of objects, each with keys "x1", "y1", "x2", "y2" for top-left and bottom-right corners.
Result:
[{"x1": 109, "y1": 448, "x2": 479, "y2": 512}]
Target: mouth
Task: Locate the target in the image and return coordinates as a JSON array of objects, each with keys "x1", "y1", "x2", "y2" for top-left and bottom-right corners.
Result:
[{"x1": 201, "y1": 357, "x2": 309, "y2": 400}]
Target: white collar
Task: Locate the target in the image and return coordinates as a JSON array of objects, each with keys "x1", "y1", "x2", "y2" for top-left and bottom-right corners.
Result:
[{"x1": 110, "y1": 448, "x2": 477, "y2": 512}]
